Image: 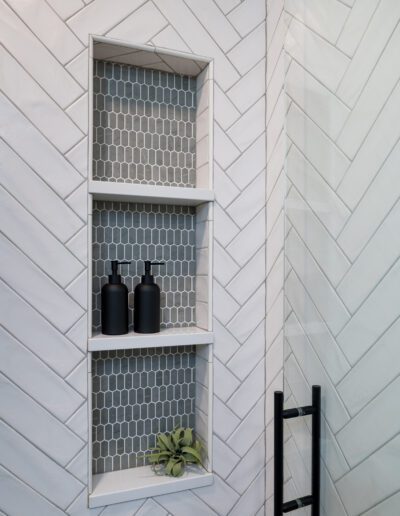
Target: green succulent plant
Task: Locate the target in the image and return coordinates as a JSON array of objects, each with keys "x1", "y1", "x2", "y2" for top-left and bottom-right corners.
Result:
[{"x1": 148, "y1": 427, "x2": 203, "y2": 477}]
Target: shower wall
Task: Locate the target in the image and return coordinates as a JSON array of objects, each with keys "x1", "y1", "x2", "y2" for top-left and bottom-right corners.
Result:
[
  {"x1": 283, "y1": 1, "x2": 400, "y2": 515},
  {"x1": 0, "y1": 1, "x2": 267, "y2": 515}
]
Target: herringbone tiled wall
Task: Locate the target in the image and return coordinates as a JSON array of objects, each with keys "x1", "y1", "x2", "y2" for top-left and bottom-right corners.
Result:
[
  {"x1": 282, "y1": 2, "x2": 400, "y2": 515},
  {"x1": 0, "y1": 1, "x2": 267, "y2": 515}
]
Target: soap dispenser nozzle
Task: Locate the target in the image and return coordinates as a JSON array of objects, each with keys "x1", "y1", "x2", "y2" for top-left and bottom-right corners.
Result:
[
  {"x1": 143, "y1": 260, "x2": 165, "y2": 283},
  {"x1": 109, "y1": 260, "x2": 131, "y2": 284}
]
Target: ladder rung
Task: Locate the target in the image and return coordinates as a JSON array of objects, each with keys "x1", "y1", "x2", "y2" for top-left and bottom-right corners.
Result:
[
  {"x1": 283, "y1": 495, "x2": 313, "y2": 513},
  {"x1": 282, "y1": 405, "x2": 314, "y2": 419}
]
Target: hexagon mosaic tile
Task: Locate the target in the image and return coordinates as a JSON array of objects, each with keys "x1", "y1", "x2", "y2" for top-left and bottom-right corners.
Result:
[
  {"x1": 92, "y1": 59, "x2": 197, "y2": 187},
  {"x1": 92, "y1": 346, "x2": 196, "y2": 474},
  {"x1": 92, "y1": 200, "x2": 196, "y2": 333}
]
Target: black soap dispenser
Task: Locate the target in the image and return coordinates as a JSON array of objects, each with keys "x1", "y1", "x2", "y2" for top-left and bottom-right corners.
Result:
[
  {"x1": 134, "y1": 261, "x2": 165, "y2": 333},
  {"x1": 101, "y1": 260, "x2": 131, "y2": 335}
]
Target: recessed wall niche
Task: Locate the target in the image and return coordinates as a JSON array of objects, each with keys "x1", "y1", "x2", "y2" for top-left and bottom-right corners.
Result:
[
  {"x1": 92, "y1": 200, "x2": 196, "y2": 333},
  {"x1": 92, "y1": 346, "x2": 196, "y2": 474},
  {"x1": 92, "y1": 60, "x2": 197, "y2": 187},
  {"x1": 88, "y1": 37, "x2": 214, "y2": 507}
]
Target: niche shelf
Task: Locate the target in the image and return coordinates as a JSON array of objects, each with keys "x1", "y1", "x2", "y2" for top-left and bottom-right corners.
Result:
[
  {"x1": 89, "y1": 464, "x2": 213, "y2": 508},
  {"x1": 89, "y1": 326, "x2": 213, "y2": 352},
  {"x1": 87, "y1": 35, "x2": 214, "y2": 506}
]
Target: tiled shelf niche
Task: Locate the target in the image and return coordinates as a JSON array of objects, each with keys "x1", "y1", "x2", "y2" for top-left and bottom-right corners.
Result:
[{"x1": 87, "y1": 36, "x2": 214, "y2": 507}]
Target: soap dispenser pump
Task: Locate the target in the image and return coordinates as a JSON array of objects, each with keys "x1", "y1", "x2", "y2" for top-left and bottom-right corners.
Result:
[
  {"x1": 134, "y1": 260, "x2": 165, "y2": 333},
  {"x1": 101, "y1": 260, "x2": 131, "y2": 335}
]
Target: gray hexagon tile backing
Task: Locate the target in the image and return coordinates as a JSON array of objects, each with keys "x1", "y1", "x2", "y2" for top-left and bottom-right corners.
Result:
[
  {"x1": 92, "y1": 346, "x2": 196, "y2": 474},
  {"x1": 92, "y1": 200, "x2": 196, "y2": 333},
  {"x1": 93, "y1": 59, "x2": 196, "y2": 187}
]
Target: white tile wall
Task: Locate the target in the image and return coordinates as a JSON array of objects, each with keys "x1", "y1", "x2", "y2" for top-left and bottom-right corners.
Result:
[
  {"x1": 283, "y1": 2, "x2": 400, "y2": 514},
  {"x1": 0, "y1": 3, "x2": 268, "y2": 515}
]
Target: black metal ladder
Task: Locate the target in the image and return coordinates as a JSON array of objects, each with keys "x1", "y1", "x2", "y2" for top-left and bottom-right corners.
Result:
[{"x1": 274, "y1": 385, "x2": 321, "y2": 515}]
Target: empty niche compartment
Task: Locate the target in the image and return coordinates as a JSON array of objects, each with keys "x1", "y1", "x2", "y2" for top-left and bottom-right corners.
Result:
[{"x1": 91, "y1": 39, "x2": 212, "y2": 190}]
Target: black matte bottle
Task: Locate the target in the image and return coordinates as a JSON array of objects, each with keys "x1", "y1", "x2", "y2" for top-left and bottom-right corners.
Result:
[
  {"x1": 101, "y1": 260, "x2": 131, "y2": 335},
  {"x1": 134, "y1": 261, "x2": 165, "y2": 333}
]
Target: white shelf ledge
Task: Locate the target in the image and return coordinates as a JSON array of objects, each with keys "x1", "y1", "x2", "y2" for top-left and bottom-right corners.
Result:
[
  {"x1": 89, "y1": 180, "x2": 214, "y2": 206},
  {"x1": 89, "y1": 327, "x2": 214, "y2": 352},
  {"x1": 89, "y1": 464, "x2": 213, "y2": 507}
]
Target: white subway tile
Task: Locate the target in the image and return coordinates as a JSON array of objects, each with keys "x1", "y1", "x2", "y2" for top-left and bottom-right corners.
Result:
[
  {"x1": 227, "y1": 134, "x2": 266, "y2": 190},
  {"x1": 213, "y1": 163, "x2": 240, "y2": 209},
  {"x1": 195, "y1": 474, "x2": 239, "y2": 515},
  {"x1": 285, "y1": 314, "x2": 350, "y2": 433},
  {"x1": 107, "y1": 2, "x2": 167, "y2": 42},
  {"x1": 0, "y1": 48, "x2": 83, "y2": 154},
  {"x1": 7, "y1": 0, "x2": 84, "y2": 64},
  {"x1": 285, "y1": 271, "x2": 350, "y2": 385},
  {"x1": 0, "y1": 327, "x2": 83, "y2": 422},
  {"x1": 67, "y1": 0, "x2": 145, "y2": 41},
  {"x1": 286, "y1": 229, "x2": 350, "y2": 335},
  {"x1": 228, "y1": 22, "x2": 266, "y2": 76},
  {"x1": 337, "y1": 376, "x2": 400, "y2": 467},
  {"x1": 226, "y1": 246, "x2": 265, "y2": 304},
  {"x1": 227, "y1": 172, "x2": 265, "y2": 230},
  {"x1": 227, "y1": 285, "x2": 265, "y2": 344},
  {"x1": 0, "y1": 235, "x2": 84, "y2": 333},
  {"x1": 213, "y1": 318, "x2": 240, "y2": 364},
  {"x1": 227, "y1": 208, "x2": 265, "y2": 266},
  {"x1": 213, "y1": 203, "x2": 239, "y2": 247},
  {"x1": 287, "y1": 103, "x2": 349, "y2": 190},
  {"x1": 228, "y1": 0, "x2": 265, "y2": 37},
  {"x1": 228, "y1": 59, "x2": 265, "y2": 114},
  {"x1": 185, "y1": 0, "x2": 240, "y2": 52},
  {"x1": 227, "y1": 359, "x2": 265, "y2": 418},
  {"x1": 337, "y1": 0, "x2": 400, "y2": 107},
  {"x1": 337, "y1": 260, "x2": 400, "y2": 365},
  {"x1": 151, "y1": 25, "x2": 191, "y2": 53},
  {"x1": 286, "y1": 18, "x2": 349, "y2": 91},
  {"x1": 0, "y1": 465, "x2": 64, "y2": 516},
  {"x1": 286, "y1": 187, "x2": 350, "y2": 286},
  {"x1": 213, "y1": 358, "x2": 240, "y2": 402},
  {"x1": 338, "y1": 22, "x2": 400, "y2": 159},
  {"x1": 286, "y1": 146, "x2": 350, "y2": 238},
  {"x1": 212, "y1": 435, "x2": 240, "y2": 479},
  {"x1": 0, "y1": 374, "x2": 84, "y2": 467},
  {"x1": 227, "y1": 98, "x2": 265, "y2": 151},
  {"x1": 213, "y1": 281, "x2": 239, "y2": 326},
  {"x1": 157, "y1": 0, "x2": 240, "y2": 90},
  {"x1": 336, "y1": 435, "x2": 400, "y2": 516},
  {"x1": 213, "y1": 395, "x2": 240, "y2": 441},
  {"x1": 227, "y1": 321, "x2": 265, "y2": 381},
  {"x1": 0, "y1": 420, "x2": 82, "y2": 509},
  {"x1": 0, "y1": 0, "x2": 83, "y2": 108},
  {"x1": 285, "y1": 0, "x2": 349, "y2": 44},
  {"x1": 214, "y1": 123, "x2": 240, "y2": 170},
  {"x1": 338, "y1": 318, "x2": 400, "y2": 416},
  {"x1": 226, "y1": 433, "x2": 265, "y2": 494},
  {"x1": 338, "y1": 200, "x2": 400, "y2": 312},
  {"x1": 286, "y1": 60, "x2": 349, "y2": 141},
  {"x1": 0, "y1": 95, "x2": 84, "y2": 198},
  {"x1": 227, "y1": 396, "x2": 265, "y2": 456},
  {"x1": 47, "y1": 0, "x2": 84, "y2": 20},
  {"x1": 214, "y1": 84, "x2": 240, "y2": 131}
]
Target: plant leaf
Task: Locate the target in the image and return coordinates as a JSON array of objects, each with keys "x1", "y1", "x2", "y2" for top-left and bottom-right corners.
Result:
[
  {"x1": 181, "y1": 446, "x2": 202, "y2": 463},
  {"x1": 172, "y1": 461, "x2": 183, "y2": 477},
  {"x1": 182, "y1": 428, "x2": 193, "y2": 446},
  {"x1": 165, "y1": 458, "x2": 179, "y2": 476},
  {"x1": 158, "y1": 434, "x2": 175, "y2": 453}
]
